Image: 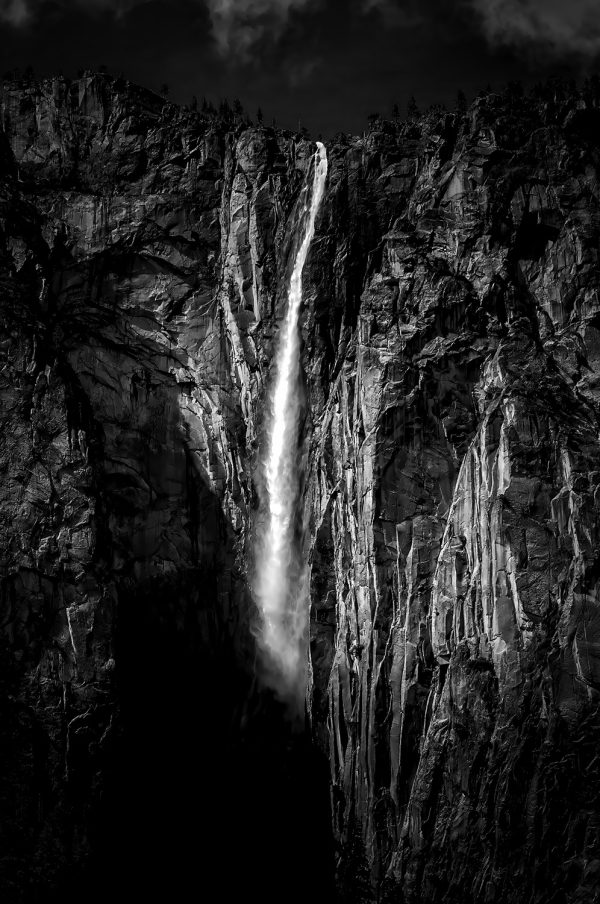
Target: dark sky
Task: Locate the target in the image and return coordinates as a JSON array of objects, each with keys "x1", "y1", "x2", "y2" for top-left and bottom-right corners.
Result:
[{"x1": 1, "y1": 0, "x2": 599, "y2": 136}]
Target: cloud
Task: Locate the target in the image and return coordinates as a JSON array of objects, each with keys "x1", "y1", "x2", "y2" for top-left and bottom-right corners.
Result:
[
  {"x1": 205, "y1": 0, "x2": 315, "y2": 57},
  {"x1": 287, "y1": 55, "x2": 319, "y2": 86},
  {"x1": 362, "y1": 0, "x2": 424, "y2": 29},
  {"x1": 469, "y1": 0, "x2": 600, "y2": 57},
  {"x1": 0, "y1": 0, "x2": 317, "y2": 58},
  {"x1": 0, "y1": 0, "x2": 149, "y2": 27},
  {"x1": 0, "y1": 0, "x2": 29, "y2": 25}
]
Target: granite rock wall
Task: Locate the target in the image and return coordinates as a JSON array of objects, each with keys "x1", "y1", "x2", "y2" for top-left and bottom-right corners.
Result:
[{"x1": 1, "y1": 74, "x2": 599, "y2": 903}]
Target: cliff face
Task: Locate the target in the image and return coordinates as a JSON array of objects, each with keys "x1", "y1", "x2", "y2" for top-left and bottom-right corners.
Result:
[{"x1": 1, "y1": 75, "x2": 600, "y2": 903}]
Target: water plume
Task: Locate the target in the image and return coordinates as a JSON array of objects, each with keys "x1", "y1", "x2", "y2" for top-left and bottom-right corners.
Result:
[{"x1": 253, "y1": 141, "x2": 328, "y2": 708}]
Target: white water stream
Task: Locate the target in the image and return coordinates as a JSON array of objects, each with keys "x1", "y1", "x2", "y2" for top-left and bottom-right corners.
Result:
[{"x1": 254, "y1": 141, "x2": 328, "y2": 703}]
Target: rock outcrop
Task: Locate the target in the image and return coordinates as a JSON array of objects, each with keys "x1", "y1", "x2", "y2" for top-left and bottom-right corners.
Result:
[{"x1": 1, "y1": 74, "x2": 599, "y2": 903}]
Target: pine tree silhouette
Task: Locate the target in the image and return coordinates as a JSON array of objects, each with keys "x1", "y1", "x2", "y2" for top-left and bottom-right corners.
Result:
[
  {"x1": 406, "y1": 95, "x2": 419, "y2": 118},
  {"x1": 455, "y1": 89, "x2": 467, "y2": 113}
]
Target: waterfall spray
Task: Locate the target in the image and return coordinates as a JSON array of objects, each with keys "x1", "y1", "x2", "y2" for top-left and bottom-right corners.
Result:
[{"x1": 254, "y1": 142, "x2": 328, "y2": 705}]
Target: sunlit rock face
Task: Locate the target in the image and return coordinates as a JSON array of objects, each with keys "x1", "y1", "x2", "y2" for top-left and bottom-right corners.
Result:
[{"x1": 1, "y1": 74, "x2": 600, "y2": 903}]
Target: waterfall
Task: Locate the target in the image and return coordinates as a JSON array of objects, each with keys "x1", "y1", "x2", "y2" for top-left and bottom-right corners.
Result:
[{"x1": 254, "y1": 141, "x2": 328, "y2": 705}]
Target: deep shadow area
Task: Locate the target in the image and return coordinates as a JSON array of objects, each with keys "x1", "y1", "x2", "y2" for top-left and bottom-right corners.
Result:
[{"x1": 58, "y1": 580, "x2": 337, "y2": 904}]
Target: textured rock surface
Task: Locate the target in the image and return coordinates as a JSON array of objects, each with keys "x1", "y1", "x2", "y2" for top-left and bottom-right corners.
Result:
[{"x1": 1, "y1": 74, "x2": 600, "y2": 903}]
